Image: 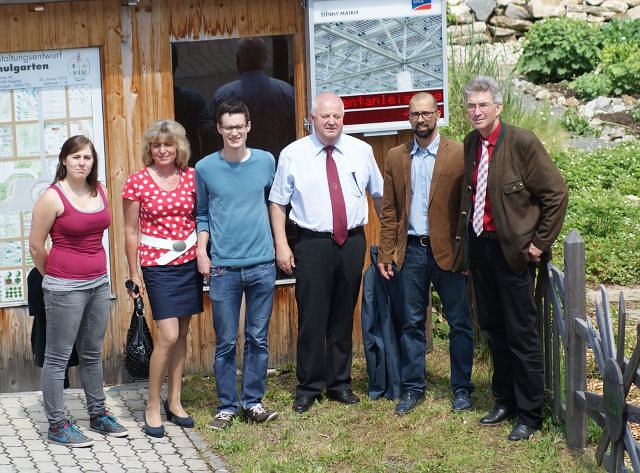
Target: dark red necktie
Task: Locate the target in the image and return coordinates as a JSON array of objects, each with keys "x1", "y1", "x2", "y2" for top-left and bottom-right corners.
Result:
[{"x1": 325, "y1": 146, "x2": 348, "y2": 246}]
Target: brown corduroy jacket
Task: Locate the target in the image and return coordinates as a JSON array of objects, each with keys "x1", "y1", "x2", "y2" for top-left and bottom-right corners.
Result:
[{"x1": 379, "y1": 135, "x2": 465, "y2": 271}]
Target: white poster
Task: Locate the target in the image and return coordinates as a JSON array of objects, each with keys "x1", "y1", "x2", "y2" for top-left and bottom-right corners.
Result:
[
  {"x1": 307, "y1": 0, "x2": 448, "y2": 134},
  {"x1": 0, "y1": 47, "x2": 108, "y2": 307}
]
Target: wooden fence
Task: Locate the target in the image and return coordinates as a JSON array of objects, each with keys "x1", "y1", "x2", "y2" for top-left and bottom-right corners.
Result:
[{"x1": 541, "y1": 229, "x2": 640, "y2": 472}]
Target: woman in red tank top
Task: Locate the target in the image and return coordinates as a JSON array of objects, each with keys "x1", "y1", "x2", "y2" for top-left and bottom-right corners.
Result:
[{"x1": 29, "y1": 136, "x2": 127, "y2": 448}]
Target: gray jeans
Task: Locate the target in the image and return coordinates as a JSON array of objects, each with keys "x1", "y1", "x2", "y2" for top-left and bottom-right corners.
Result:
[{"x1": 42, "y1": 283, "x2": 110, "y2": 426}]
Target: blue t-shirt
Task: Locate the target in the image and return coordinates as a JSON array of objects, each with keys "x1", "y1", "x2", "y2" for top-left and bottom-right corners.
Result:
[{"x1": 195, "y1": 148, "x2": 275, "y2": 267}]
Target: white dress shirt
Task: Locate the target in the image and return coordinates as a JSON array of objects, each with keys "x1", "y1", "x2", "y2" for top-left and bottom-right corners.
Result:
[{"x1": 269, "y1": 133, "x2": 383, "y2": 232}]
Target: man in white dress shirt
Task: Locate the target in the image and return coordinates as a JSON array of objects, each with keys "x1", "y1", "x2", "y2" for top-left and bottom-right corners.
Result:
[{"x1": 269, "y1": 92, "x2": 383, "y2": 413}]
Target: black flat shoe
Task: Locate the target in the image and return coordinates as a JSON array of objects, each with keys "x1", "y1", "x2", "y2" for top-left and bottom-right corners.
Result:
[
  {"x1": 163, "y1": 399, "x2": 194, "y2": 428},
  {"x1": 143, "y1": 412, "x2": 164, "y2": 438},
  {"x1": 326, "y1": 389, "x2": 360, "y2": 405},
  {"x1": 293, "y1": 393, "x2": 321, "y2": 413},
  {"x1": 479, "y1": 406, "x2": 516, "y2": 426}
]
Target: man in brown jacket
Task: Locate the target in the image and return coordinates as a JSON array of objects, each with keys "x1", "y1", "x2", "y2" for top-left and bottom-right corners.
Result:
[
  {"x1": 378, "y1": 92, "x2": 474, "y2": 415},
  {"x1": 459, "y1": 76, "x2": 568, "y2": 441}
]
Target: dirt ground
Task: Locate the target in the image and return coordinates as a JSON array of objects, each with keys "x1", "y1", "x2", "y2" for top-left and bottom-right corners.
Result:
[{"x1": 587, "y1": 285, "x2": 640, "y2": 321}]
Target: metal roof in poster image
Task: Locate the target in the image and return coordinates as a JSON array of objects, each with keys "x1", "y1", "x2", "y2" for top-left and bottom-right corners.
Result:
[{"x1": 311, "y1": 0, "x2": 444, "y2": 96}]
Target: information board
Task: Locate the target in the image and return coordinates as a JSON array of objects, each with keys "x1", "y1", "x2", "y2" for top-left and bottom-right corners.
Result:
[
  {"x1": 0, "y1": 47, "x2": 107, "y2": 307},
  {"x1": 307, "y1": 0, "x2": 448, "y2": 134}
]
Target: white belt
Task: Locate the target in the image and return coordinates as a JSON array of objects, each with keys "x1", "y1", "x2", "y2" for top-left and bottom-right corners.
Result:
[{"x1": 139, "y1": 231, "x2": 197, "y2": 265}]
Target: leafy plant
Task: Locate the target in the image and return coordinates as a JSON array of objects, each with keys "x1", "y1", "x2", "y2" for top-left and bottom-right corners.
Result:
[
  {"x1": 600, "y1": 43, "x2": 640, "y2": 96},
  {"x1": 553, "y1": 142, "x2": 640, "y2": 285},
  {"x1": 570, "y1": 72, "x2": 612, "y2": 100},
  {"x1": 565, "y1": 19, "x2": 640, "y2": 99},
  {"x1": 516, "y1": 17, "x2": 602, "y2": 83},
  {"x1": 560, "y1": 109, "x2": 597, "y2": 137},
  {"x1": 600, "y1": 18, "x2": 640, "y2": 48},
  {"x1": 430, "y1": 291, "x2": 450, "y2": 341}
]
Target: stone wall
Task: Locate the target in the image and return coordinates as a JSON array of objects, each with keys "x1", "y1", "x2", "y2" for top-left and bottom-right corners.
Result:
[{"x1": 448, "y1": 0, "x2": 640, "y2": 44}]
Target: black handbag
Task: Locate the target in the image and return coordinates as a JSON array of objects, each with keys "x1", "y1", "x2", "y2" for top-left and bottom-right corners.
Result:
[{"x1": 124, "y1": 280, "x2": 154, "y2": 379}]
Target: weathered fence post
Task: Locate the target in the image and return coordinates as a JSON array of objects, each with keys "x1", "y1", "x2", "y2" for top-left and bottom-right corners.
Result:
[{"x1": 565, "y1": 229, "x2": 587, "y2": 449}]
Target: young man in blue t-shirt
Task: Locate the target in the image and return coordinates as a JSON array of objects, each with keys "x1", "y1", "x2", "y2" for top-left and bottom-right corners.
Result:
[{"x1": 195, "y1": 99, "x2": 277, "y2": 430}]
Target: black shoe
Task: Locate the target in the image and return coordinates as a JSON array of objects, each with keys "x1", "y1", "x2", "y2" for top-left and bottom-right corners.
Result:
[
  {"x1": 143, "y1": 412, "x2": 164, "y2": 438},
  {"x1": 293, "y1": 393, "x2": 321, "y2": 413},
  {"x1": 479, "y1": 406, "x2": 516, "y2": 426},
  {"x1": 326, "y1": 389, "x2": 360, "y2": 405},
  {"x1": 395, "y1": 390, "x2": 425, "y2": 415},
  {"x1": 163, "y1": 399, "x2": 194, "y2": 428},
  {"x1": 452, "y1": 389, "x2": 472, "y2": 411},
  {"x1": 242, "y1": 403, "x2": 279, "y2": 423},
  {"x1": 508, "y1": 423, "x2": 538, "y2": 441}
]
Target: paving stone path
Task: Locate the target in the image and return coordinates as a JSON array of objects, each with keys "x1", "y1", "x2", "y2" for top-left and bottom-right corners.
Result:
[{"x1": 0, "y1": 383, "x2": 228, "y2": 473}]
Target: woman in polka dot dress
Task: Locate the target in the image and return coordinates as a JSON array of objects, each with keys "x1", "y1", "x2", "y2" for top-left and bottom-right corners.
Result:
[{"x1": 122, "y1": 120, "x2": 203, "y2": 438}]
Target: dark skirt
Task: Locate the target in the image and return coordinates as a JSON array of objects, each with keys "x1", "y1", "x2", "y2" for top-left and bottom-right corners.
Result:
[{"x1": 141, "y1": 259, "x2": 203, "y2": 320}]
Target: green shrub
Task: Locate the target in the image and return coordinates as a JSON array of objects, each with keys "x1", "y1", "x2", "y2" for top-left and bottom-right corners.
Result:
[
  {"x1": 600, "y1": 43, "x2": 640, "y2": 96},
  {"x1": 553, "y1": 142, "x2": 640, "y2": 285},
  {"x1": 570, "y1": 72, "x2": 612, "y2": 100},
  {"x1": 516, "y1": 17, "x2": 602, "y2": 83},
  {"x1": 600, "y1": 18, "x2": 640, "y2": 48}
]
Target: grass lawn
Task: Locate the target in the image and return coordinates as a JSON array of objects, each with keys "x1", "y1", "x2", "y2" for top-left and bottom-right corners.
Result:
[{"x1": 182, "y1": 339, "x2": 600, "y2": 472}]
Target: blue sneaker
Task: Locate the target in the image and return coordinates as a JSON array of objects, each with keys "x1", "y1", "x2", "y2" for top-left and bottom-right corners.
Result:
[
  {"x1": 90, "y1": 411, "x2": 128, "y2": 437},
  {"x1": 48, "y1": 420, "x2": 94, "y2": 448}
]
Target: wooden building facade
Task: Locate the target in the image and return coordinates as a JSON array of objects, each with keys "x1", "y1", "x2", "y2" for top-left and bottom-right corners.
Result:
[{"x1": 0, "y1": 0, "x2": 411, "y2": 393}]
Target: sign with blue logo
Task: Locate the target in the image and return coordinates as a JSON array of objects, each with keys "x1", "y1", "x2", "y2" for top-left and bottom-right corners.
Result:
[{"x1": 412, "y1": 0, "x2": 432, "y2": 11}]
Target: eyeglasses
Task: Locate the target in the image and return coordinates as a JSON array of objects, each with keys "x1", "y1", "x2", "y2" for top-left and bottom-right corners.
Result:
[
  {"x1": 466, "y1": 102, "x2": 495, "y2": 112},
  {"x1": 220, "y1": 124, "x2": 247, "y2": 132},
  {"x1": 409, "y1": 110, "x2": 438, "y2": 120}
]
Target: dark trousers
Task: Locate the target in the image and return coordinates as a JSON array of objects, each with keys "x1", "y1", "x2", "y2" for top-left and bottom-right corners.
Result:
[
  {"x1": 294, "y1": 230, "x2": 366, "y2": 396},
  {"x1": 469, "y1": 233, "x2": 543, "y2": 428},
  {"x1": 399, "y1": 240, "x2": 474, "y2": 395}
]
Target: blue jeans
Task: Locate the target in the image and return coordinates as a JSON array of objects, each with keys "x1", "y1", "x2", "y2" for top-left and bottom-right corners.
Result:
[
  {"x1": 209, "y1": 261, "x2": 276, "y2": 413},
  {"x1": 42, "y1": 283, "x2": 111, "y2": 426},
  {"x1": 399, "y1": 241, "x2": 474, "y2": 394}
]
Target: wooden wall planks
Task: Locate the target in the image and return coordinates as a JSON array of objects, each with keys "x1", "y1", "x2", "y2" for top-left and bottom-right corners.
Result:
[{"x1": 0, "y1": 0, "x2": 416, "y2": 393}]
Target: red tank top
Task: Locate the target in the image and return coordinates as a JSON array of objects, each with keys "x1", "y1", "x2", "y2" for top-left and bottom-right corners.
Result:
[{"x1": 45, "y1": 184, "x2": 111, "y2": 279}]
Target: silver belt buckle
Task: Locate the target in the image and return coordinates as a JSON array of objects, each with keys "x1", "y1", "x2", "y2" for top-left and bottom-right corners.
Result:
[
  {"x1": 172, "y1": 240, "x2": 187, "y2": 252},
  {"x1": 419, "y1": 236, "x2": 429, "y2": 247}
]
